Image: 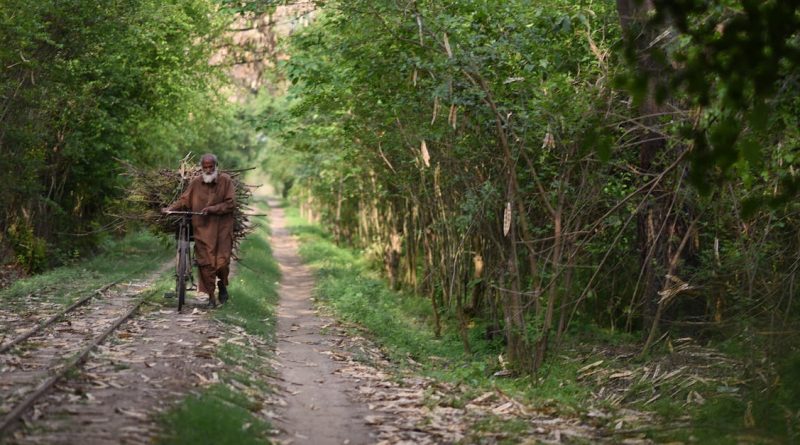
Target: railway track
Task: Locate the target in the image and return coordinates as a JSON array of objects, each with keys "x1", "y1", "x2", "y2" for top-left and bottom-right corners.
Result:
[
  {"x1": 0, "y1": 269, "x2": 168, "y2": 438},
  {"x1": 0, "y1": 281, "x2": 120, "y2": 355}
]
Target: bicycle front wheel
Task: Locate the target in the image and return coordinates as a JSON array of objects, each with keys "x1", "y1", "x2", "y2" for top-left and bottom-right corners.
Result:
[{"x1": 176, "y1": 242, "x2": 188, "y2": 312}]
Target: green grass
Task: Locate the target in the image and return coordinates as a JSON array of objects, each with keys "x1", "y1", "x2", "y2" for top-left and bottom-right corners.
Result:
[
  {"x1": 158, "y1": 385, "x2": 272, "y2": 445},
  {"x1": 290, "y1": 217, "x2": 463, "y2": 364},
  {"x1": 157, "y1": 200, "x2": 280, "y2": 445},
  {"x1": 214, "y1": 216, "x2": 280, "y2": 339},
  {"x1": 0, "y1": 230, "x2": 172, "y2": 308}
]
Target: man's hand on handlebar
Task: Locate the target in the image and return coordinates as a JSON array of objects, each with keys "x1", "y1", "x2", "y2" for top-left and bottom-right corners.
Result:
[{"x1": 162, "y1": 209, "x2": 208, "y2": 215}]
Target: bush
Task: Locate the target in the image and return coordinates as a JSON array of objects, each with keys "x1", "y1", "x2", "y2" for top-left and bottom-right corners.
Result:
[{"x1": 7, "y1": 222, "x2": 47, "y2": 273}]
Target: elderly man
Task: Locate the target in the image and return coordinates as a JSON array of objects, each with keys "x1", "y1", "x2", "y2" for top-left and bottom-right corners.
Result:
[{"x1": 164, "y1": 154, "x2": 235, "y2": 307}]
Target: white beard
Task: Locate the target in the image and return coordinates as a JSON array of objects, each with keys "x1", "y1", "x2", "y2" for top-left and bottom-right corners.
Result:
[{"x1": 202, "y1": 170, "x2": 218, "y2": 184}]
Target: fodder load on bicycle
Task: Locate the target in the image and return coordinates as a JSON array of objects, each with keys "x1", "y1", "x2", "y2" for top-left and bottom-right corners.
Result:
[{"x1": 121, "y1": 153, "x2": 257, "y2": 251}]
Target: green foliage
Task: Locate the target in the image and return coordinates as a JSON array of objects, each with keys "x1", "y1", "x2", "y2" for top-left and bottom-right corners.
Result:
[
  {"x1": 0, "y1": 0, "x2": 249, "y2": 268},
  {"x1": 270, "y1": 0, "x2": 664, "y2": 373},
  {"x1": 259, "y1": 1, "x2": 800, "y2": 441},
  {"x1": 216, "y1": 0, "x2": 282, "y2": 15},
  {"x1": 6, "y1": 222, "x2": 46, "y2": 273},
  {"x1": 623, "y1": 2, "x2": 800, "y2": 201}
]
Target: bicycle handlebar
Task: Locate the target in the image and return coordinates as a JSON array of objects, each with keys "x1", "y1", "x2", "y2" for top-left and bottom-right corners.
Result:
[{"x1": 163, "y1": 210, "x2": 207, "y2": 215}]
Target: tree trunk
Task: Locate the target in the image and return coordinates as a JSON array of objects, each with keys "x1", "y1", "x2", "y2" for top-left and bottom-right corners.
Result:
[
  {"x1": 423, "y1": 229, "x2": 442, "y2": 337},
  {"x1": 617, "y1": 0, "x2": 673, "y2": 335}
]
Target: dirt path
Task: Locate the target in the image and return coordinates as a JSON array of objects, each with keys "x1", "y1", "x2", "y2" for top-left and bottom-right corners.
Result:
[
  {"x1": 263, "y1": 199, "x2": 625, "y2": 445},
  {"x1": 269, "y1": 199, "x2": 375, "y2": 445}
]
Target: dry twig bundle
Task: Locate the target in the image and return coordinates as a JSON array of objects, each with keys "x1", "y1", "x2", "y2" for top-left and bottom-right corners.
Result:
[{"x1": 122, "y1": 154, "x2": 257, "y2": 251}]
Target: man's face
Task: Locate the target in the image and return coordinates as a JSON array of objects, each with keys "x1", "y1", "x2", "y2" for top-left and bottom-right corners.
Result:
[{"x1": 202, "y1": 159, "x2": 216, "y2": 174}]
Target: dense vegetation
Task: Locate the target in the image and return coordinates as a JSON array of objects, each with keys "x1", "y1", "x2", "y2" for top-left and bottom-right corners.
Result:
[
  {"x1": 0, "y1": 0, "x2": 267, "y2": 271},
  {"x1": 265, "y1": 0, "x2": 800, "y2": 435},
  {"x1": 2, "y1": 0, "x2": 799, "y2": 438}
]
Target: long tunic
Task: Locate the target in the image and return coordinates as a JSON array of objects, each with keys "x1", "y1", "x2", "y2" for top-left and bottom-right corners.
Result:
[{"x1": 168, "y1": 173, "x2": 235, "y2": 294}]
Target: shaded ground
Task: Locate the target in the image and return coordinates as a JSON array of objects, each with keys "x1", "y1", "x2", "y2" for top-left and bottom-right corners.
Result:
[{"x1": 8, "y1": 307, "x2": 222, "y2": 444}]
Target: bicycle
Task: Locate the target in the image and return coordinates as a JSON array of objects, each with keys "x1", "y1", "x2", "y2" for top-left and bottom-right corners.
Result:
[{"x1": 163, "y1": 210, "x2": 205, "y2": 311}]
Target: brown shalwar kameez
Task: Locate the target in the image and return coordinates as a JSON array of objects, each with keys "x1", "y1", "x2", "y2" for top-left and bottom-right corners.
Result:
[{"x1": 168, "y1": 173, "x2": 236, "y2": 301}]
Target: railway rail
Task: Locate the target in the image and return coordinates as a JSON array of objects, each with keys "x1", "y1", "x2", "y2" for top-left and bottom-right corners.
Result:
[
  {"x1": 0, "y1": 281, "x2": 120, "y2": 355},
  {"x1": 0, "y1": 272, "x2": 164, "y2": 438}
]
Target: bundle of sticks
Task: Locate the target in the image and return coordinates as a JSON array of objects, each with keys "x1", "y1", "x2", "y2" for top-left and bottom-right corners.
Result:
[{"x1": 122, "y1": 154, "x2": 257, "y2": 251}]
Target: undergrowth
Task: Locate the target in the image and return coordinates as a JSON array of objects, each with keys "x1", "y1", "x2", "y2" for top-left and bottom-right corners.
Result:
[{"x1": 286, "y1": 207, "x2": 791, "y2": 443}]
